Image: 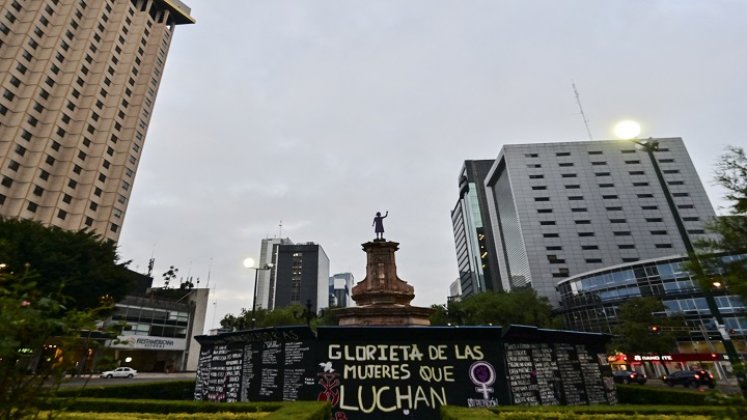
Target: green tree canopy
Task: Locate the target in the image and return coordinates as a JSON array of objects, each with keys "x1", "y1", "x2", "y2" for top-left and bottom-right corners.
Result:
[
  {"x1": 0, "y1": 218, "x2": 134, "y2": 310},
  {"x1": 429, "y1": 289, "x2": 560, "y2": 328},
  {"x1": 610, "y1": 296, "x2": 679, "y2": 355},
  {"x1": 695, "y1": 146, "x2": 747, "y2": 298}
]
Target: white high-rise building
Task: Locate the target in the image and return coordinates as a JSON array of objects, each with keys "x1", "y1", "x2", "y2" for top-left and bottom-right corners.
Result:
[
  {"x1": 255, "y1": 237, "x2": 293, "y2": 310},
  {"x1": 483, "y1": 138, "x2": 717, "y2": 305}
]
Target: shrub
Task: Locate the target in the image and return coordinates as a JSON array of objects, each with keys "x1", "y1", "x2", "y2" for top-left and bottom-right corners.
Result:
[
  {"x1": 55, "y1": 379, "x2": 196, "y2": 400},
  {"x1": 42, "y1": 398, "x2": 329, "y2": 420},
  {"x1": 615, "y1": 384, "x2": 714, "y2": 405}
]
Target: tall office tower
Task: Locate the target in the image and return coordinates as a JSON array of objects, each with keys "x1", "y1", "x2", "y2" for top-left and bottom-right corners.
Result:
[
  {"x1": 483, "y1": 138, "x2": 717, "y2": 305},
  {"x1": 0, "y1": 0, "x2": 194, "y2": 242},
  {"x1": 273, "y1": 242, "x2": 329, "y2": 313},
  {"x1": 328, "y1": 272, "x2": 354, "y2": 308},
  {"x1": 450, "y1": 160, "x2": 502, "y2": 297},
  {"x1": 255, "y1": 237, "x2": 293, "y2": 310}
]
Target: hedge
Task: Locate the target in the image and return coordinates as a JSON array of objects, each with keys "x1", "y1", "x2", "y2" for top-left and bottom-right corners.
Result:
[
  {"x1": 41, "y1": 399, "x2": 330, "y2": 420},
  {"x1": 55, "y1": 380, "x2": 197, "y2": 400},
  {"x1": 615, "y1": 384, "x2": 716, "y2": 405},
  {"x1": 441, "y1": 404, "x2": 722, "y2": 420},
  {"x1": 46, "y1": 413, "x2": 267, "y2": 420}
]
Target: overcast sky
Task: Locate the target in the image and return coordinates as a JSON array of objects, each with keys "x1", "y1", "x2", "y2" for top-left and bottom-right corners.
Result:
[{"x1": 117, "y1": 0, "x2": 747, "y2": 332}]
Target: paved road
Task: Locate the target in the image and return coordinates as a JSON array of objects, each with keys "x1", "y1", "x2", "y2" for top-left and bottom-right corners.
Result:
[
  {"x1": 60, "y1": 372, "x2": 195, "y2": 388},
  {"x1": 639, "y1": 378, "x2": 742, "y2": 395}
]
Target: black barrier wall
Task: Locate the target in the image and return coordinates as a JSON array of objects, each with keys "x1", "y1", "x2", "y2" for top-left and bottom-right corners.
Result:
[{"x1": 194, "y1": 325, "x2": 615, "y2": 419}]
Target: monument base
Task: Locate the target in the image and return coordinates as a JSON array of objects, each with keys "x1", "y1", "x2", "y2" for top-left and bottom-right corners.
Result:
[{"x1": 335, "y1": 305, "x2": 433, "y2": 326}]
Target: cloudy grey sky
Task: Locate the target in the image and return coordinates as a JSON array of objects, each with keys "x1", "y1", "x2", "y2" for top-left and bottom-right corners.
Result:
[{"x1": 117, "y1": 0, "x2": 747, "y2": 331}]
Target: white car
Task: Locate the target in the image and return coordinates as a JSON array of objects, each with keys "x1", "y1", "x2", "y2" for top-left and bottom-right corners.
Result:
[{"x1": 100, "y1": 367, "x2": 137, "y2": 379}]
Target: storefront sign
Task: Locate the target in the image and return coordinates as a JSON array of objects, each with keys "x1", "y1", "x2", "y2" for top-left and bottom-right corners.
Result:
[{"x1": 110, "y1": 335, "x2": 187, "y2": 350}]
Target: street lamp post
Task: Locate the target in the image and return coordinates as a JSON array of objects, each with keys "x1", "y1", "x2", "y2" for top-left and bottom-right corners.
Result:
[
  {"x1": 619, "y1": 128, "x2": 746, "y2": 394},
  {"x1": 243, "y1": 258, "x2": 273, "y2": 330}
]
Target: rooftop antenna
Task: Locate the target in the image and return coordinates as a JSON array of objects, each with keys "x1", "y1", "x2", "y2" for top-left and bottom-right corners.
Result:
[
  {"x1": 572, "y1": 81, "x2": 594, "y2": 141},
  {"x1": 278, "y1": 220, "x2": 283, "y2": 238},
  {"x1": 205, "y1": 257, "x2": 213, "y2": 289}
]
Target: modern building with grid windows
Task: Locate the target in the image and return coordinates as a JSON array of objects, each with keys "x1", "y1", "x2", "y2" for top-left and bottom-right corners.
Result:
[
  {"x1": 272, "y1": 242, "x2": 330, "y2": 313},
  {"x1": 483, "y1": 138, "x2": 718, "y2": 305},
  {"x1": 450, "y1": 160, "x2": 502, "y2": 298},
  {"x1": 0, "y1": 0, "x2": 194, "y2": 242},
  {"x1": 555, "y1": 254, "x2": 747, "y2": 354}
]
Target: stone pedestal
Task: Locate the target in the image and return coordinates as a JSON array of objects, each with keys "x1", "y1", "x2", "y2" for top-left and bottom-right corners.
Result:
[{"x1": 335, "y1": 239, "x2": 433, "y2": 326}]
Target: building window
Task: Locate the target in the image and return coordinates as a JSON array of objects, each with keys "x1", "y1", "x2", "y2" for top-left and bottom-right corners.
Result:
[
  {"x1": 591, "y1": 161, "x2": 607, "y2": 166},
  {"x1": 629, "y1": 170, "x2": 645, "y2": 175},
  {"x1": 27, "y1": 202, "x2": 38, "y2": 212},
  {"x1": 633, "y1": 182, "x2": 649, "y2": 187},
  {"x1": 62, "y1": 194, "x2": 72, "y2": 204},
  {"x1": 678, "y1": 204, "x2": 694, "y2": 209},
  {"x1": 613, "y1": 231, "x2": 631, "y2": 236},
  {"x1": 606, "y1": 206, "x2": 623, "y2": 211},
  {"x1": 688, "y1": 229, "x2": 706, "y2": 234},
  {"x1": 625, "y1": 160, "x2": 640, "y2": 164},
  {"x1": 89, "y1": 202, "x2": 98, "y2": 211},
  {"x1": 683, "y1": 217, "x2": 700, "y2": 222},
  {"x1": 598, "y1": 183, "x2": 614, "y2": 188},
  {"x1": 68, "y1": 179, "x2": 77, "y2": 189},
  {"x1": 561, "y1": 173, "x2": 577, "y2": 178},
  {"x1": 84, "y1": 217, "x2": 93, "y2": 227},
  {"x1": 559, "y1": 162, "x2": 574, "y2": 167},
  {"x1": 668, "y1": 181, "x2": 684, "y2": 186},
  {"x1": 546, "y1": 246, "x2": 562, "y2": 251},
  {"x1": 1, "y1": 177, "x2": 13, "y2": 188},
  {"x1": 571, "y1": 208, "x2": 587, "y2": 212},
  {"x1": 622, "y1": 258, "x2": 639, "y2": 263},
  {"x1": 534, "y1": 197, "x2": 550, "y2": 202},
  {"x1": 610, "y1": 219, "x2": 627, "y2": 223},
  {"x1": 659, "y1": 158, "x2": 675, "y2": 163},
  {"x1": 8, "y1": 160, "x2": 19, "y2": 171},
  {"x1": 646, "y1": 218, "x2": 663, "y2": 222},
  {"x1": 578, "y1": 232, "x2": 595, "y2": 237},
  {"x1": 655, "y1": 244, "x2": 672, "y2": 249},
  {"x1": 581, "y1": 245, "x2": 599, "y2": 250},
  {"x1": 529, "y1": 174, "x2": 544, "y2": 180},
  {"x1": 537, "y1": 208, "x2": 553, "y2": 214},
  {"x1": 40, "y1": 170, "x2": 50, "y2": 181},
  {"x1": 565, "y1": 184, "x2": 580, "y2": 189},
  {"x1": 110, "y1": 223, "x2": 119, "y2": 232},
  {"x1": 641, "y1": 205, "x2": 658, "y2": 210},
  {"x1": 540, "y1": 221, "x2": 556, "y2": 226},
  {"x1": 621, "y1": 149, "x2": 636, "y2": 154},
  {"x1": 33, "y1": 185, "x2": 43, "y2": 196},
  {"x1": 556, "y1": 152, "x2": 571, "y2": 157},
  {"x1": 594, "y1": 172, "x2": 611, "y2": 177},
  {"x1": 672, "y1": 192, "x2": 690, "y2": 197},
  {"x1": 618, "y1": 244, "x2": 635, "y2": 249},
  {"x1": 568, "y1": 196, "x2": 584, "y2": 200},
  {"x1": 602, "y1": 195, "x2": 618, "y2": 199},
  {"x1": 543, "y1": 233, "x2": 559, "y2": 238},
  {"x1": 57, "y1": 209, "x2": 67, "y2": 220},
  {"x1": 650, "y1": 230, "x2": 668, "y2": 235},
  {"x1": 532, "y1": 186, "x2": 547, "y2": 190},
  {"x1": 637, "y1": 194, "x2": 654, "y2": 198},
  {"x1": 585, "y1": 258, "x2": 603, "y2": 263}
]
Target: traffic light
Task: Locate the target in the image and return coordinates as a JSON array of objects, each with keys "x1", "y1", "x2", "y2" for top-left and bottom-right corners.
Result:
[{"x1": 648, "y1": 324, "x2": 661, "y2": 334}]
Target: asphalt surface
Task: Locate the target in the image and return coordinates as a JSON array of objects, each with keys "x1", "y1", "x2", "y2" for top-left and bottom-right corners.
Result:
[{"x1": 60, "y1": 372, "x2": 195, "y2": 388}]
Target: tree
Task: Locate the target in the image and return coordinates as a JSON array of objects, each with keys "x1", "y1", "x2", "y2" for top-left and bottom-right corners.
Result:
[
  {"x1": 610, "y1": 297, "x2": 679, "y2": 355},
  {"x1": 0, "y1": 267, "x2": 102, "y2": 419},
  {"x1": 0, "y1": 218, "x2": 134, "y2": 310},
  {"x1": 695, "y1": 146, "x2": 747, "y2": 299},
  {"x1": 429, "y1": 289, "x2": 560, "y2": 328},
  {"x1": 220, "y1": 305, "x2": 308, "y2": 331}
]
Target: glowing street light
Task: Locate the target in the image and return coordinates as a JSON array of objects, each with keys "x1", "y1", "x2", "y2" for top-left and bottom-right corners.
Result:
[{"x1": 613, "y1": 120, "x2": 641, "y2": 139}]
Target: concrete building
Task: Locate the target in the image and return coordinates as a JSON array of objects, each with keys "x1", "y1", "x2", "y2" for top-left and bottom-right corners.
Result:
[
  {"x1": 273, "y1": 242, "x2": 329, "y2": 313},
  {"x1": 103, "y1": 272, "x2": 209, "y2": 372},
  {"x1": 451, "y1": 160, "x2": 502, "y2": 297},
  {"x1": 256, "y1": 237, "x2": 293, "y2": 310},
  {"x1": 483, "y1": 138, "x2": 717, "y2": 305},
  {"x1": 0, "y1": 0, "x2": 194, "y2": 242},
  {"x1": 329, "y1": 272, "x2": 354, "y2": 308},
  {"x1": 448, "y1": 278, "x2": 461, "y2": 302}
]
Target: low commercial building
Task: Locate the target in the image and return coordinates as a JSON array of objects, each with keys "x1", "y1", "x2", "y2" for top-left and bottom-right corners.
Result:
[{"x1": 103, "y1": 287, "x2": 209, "y2": 372}]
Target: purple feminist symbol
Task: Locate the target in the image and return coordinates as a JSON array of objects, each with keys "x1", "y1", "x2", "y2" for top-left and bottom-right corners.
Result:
[{"x1": 469, "y1": 361, "x2": 496, "y2": 400}]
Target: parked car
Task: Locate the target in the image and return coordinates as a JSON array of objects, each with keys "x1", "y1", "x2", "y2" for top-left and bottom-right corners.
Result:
[
  {"x1": 612, "y1": 370, "x2": 647, "y2": 385},
  {"x1": 100, "y1": 367, "x2": 137, "y2": 379},
  {"x1": 662, "y1": 369, "x2": 715, "y2": 388}
]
